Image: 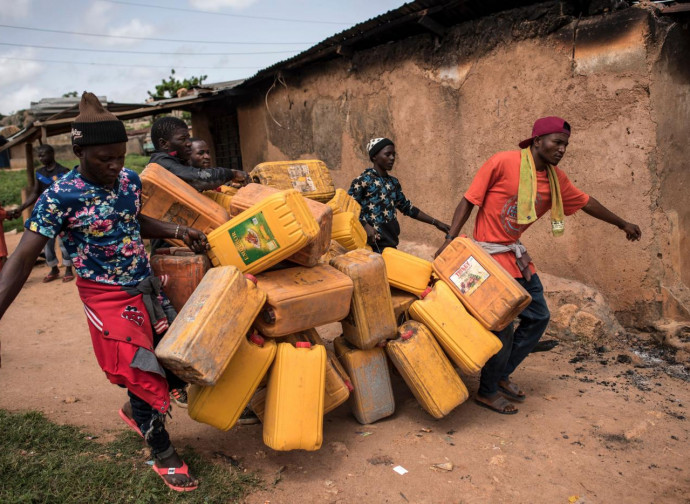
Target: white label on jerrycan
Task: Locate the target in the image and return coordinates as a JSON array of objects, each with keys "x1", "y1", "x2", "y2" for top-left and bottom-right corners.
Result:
[
  {"x1": 287, "y1": 164, "x2": 317, "y2": 193},
  {"x1": 449, "y1": 255, "x2": 490, "y2": 296}
]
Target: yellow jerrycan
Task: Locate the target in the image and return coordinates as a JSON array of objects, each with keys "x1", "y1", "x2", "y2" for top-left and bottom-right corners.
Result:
[
  {"x1": 188, "y1": 332, "x2": 276, "y2": 430},
  {"x1": 385, "y1": 321, "x2": 469, "y2": 419},
  {"x1": 284, "y1": 329, "x2": 353, "y2": 414},
  {"x1": 206, "y1": 189, "x2": 319, "y2": 274},
  {"x1": 409, "y1": 280, "x2": 502, "y2": 375},
  {"x1": 331, "y1": 211, "x2": 368, "y2": 250},
  {"x1": 149, "y1": 247, "x2": 211, "y2": 313},
  {"x1": 155, "y1": 266, "x2": 267, "y2": 385},
  {"x1": 253, "y1": 264, "x2": 353, "y2": 337},
  {"x1": 251, "y1": 160, "x2": 335, "y2": 202},
  {"x1": 432, "y1": 237, "x2": 532, "y2": 331},
  {"x1": 202, "y1": 190, "x2": 234, "y2": 214},
  {"x1": 334, "y1": 336, "x2": 394, "y2": 425},
  {"x1": 330, "y1": 249, "x2": 397, "y2": 349},
  {"x1": 229, "y1": 183, "x2": 332, "y2": 267},
  {"x1": 140, "y1": 163, "x2": 229, "y2": 247},
  {"x1": 381, "y1": 247, "x2": 433, "y2": 297},
  {"x1": 327, "y1": 188, "x2": 362, "y2": 220},
  {"x1": 263, "y1": 341, "x2": 326, "y2": 451}
]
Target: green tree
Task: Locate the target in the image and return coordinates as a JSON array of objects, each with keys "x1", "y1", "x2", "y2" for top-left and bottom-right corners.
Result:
[
  {"x1": 147, "y1": 69, "x2": 208, "y2": 100},
  {"x1": 62, "y1": 91, "x2": 78, "y2": 98}
]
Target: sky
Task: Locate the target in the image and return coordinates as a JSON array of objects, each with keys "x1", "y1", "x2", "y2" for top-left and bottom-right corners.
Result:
[{"x1": 0, "y1": 0, "x2": 405, "y2": 116}]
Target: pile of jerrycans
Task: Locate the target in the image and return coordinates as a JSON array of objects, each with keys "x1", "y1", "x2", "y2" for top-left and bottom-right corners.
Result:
[{"x1": 139, "y1": 158, "x2": 532, "y2": 452}]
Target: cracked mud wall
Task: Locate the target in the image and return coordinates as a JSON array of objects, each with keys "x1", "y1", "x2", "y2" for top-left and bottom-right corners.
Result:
[{"x1": 235, "y1": 4, "x2": 689, "y2": 326}]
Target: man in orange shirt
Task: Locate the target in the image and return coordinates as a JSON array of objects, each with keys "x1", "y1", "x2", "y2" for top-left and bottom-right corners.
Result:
[{"x1": 437, "y1": 117, "x2": 641, "y2": 414}]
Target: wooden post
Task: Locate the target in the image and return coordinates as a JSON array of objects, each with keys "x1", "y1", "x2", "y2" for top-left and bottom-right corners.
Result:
[{"x1": 25, "y1": 141, "x2": 34, "y2": 187}]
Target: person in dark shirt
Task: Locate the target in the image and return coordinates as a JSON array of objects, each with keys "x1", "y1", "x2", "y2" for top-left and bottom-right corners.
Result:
[
  {"x1": 348, "y1": 137, "x2": 450, "y2": 252},
  {"x1": 148, "y1": 117, "x2": 249, "y2": 191},
  {"x1": 188, "y1": 138, "x2": 211, "y2": 169},
  {"x1": 16, "y1": 145, "x2": 74, "y2": 282}
]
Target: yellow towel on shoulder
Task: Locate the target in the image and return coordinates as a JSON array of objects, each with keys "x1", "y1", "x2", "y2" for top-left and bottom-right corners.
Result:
[{"x1": 517, "y1": 148, "x2": 564, "y2": 237}]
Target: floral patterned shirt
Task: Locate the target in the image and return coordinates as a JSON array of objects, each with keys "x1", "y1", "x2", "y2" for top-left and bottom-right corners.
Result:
[{"x1": 26, "y1": 168, "x2": 151, "y2": 286}]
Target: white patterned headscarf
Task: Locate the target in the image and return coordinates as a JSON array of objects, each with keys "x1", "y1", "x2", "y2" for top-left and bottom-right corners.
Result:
[{"x1": 367, "y1": 137, "x2": 394, "y2": 159}]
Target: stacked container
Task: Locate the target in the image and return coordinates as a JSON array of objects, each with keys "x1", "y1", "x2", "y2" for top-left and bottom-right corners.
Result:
[
  {"x1": 331, "y1": 212, "x2": 368, "y2": 250},
  {"x1": 263, "y1": 341, "x2": 326, "y2": 451},
  {"x1": 433, "y1": 237, "x2": 531, "y2": 331},
  {"x1": 229, "y1": 183, "x2": 333, "y2": 267},
  {"x1": 250, "y1": 160, "x2": 335, "y2": 203},
  {"x1": 155, "y1": 266, "x2": 267, "y2": 385},
  {"x1": 140, "y1": 163, "x2": 229, "y2": 247},
  {"x1": 150, "y1": 247, "x2": 211, "y2": 312},
  {"x1": 206, "y1": 189, "x2": 319, "y2": 274},
  {"x1": 327, "y1": 188, "x2": 362, "y2": 219},
  {"x1": 381, "y1": 247, "x2": 433, "y2": 296}
]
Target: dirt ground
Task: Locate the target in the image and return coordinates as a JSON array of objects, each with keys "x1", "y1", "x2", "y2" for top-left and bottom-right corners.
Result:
[{"x1": 0, "y1": 231, "x2": 688, "y2": 504}]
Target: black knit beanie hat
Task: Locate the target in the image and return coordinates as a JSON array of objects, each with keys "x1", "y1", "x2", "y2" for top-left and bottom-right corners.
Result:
[{"x1": 71, "y1": 92, "x2": 128, "y2": 146}]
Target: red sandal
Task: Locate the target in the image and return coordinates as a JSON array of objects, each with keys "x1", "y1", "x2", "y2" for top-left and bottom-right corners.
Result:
[
  {"x1": 118, "y1": 408, "x2": 143, "y2": 438},
  {"x1": 152, "y1": 460, "x2": 199, "y2": 492}
]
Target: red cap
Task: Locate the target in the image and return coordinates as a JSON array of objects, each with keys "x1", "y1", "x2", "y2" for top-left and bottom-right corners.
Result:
[
  {"x1": 244, "y1": 273, "x2": 258, "y2": 284},
  {"x1": 344, "y1": 380, "x2": 354, "y2": 392},
  {"x1": 295, "y1": 341, "x2": 311, "y2": 348},
  {"x1": 401, "y1": 330, "x2": 413, "y2": 340},
  {"x1": 518, "y1": 116, "x2": 571, "y2": 149},
  {"x1": 420, "y1": 286, "x2": 432, "y2": 299},
  {"x1": 249, "y1": 332, "x2": 265, "y2": 347}
]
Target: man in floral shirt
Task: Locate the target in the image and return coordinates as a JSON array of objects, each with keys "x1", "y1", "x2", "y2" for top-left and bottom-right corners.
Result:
[
  {"x1": 0, "y1": 92, "x2": 205, "y2": 492},
  {"x1": 348, "y1": 137, "x2": 450, "y2": 252}
]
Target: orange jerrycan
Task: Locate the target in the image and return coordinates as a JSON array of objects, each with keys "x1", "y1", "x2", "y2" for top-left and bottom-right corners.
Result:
[
  {"x1": 263, "y1": 341, "x2": 326, "y2": 451},
  {"x1": 432, "y1": 237, "x2": 531, "y2": 331},
  {"x1": 331, "y1": 212, "x2": 368, "y2": 250},
  {"x1": 229, "y1": 183, "x2": 332, "y2": 267},
  {"x1": 206, "y1": 189, "x2": 319, "y2": 274},
  {"x1": 390, "y1": 288, "x2": 417, "y2": 325},
  {"x1": 334, "y1": 336, "x2": 394, "y2": 425},
  {"x1": 251, "y1": 159, "x2": 335, "y2": 203},
  {"x1": 327, "y1": 188, "x2": 362, "y2": 219},
  {"x1": 284, "y1": 329, "x2": 353, "y2": 414},
  {"x1": 202, "y1": 190, "x2": 234, "y2": 214},
  {"x1": 381, "y1": 248, "x2": 432, "y2": 296},
  {"x1": 155, "y1": 266, "x2": 267, "y2": 385},
  {"x1": 140, "y1": 163, "x2": 230, "y2": 247},
  {"x1": 253, "y1": 265, "x2": 353, "y2": 337},
  {"x1": 150, "y1": 247, "x2": 211, "y2": 313},
  {"x1": 330, "y1": 250, "x2": 397, "y2": 349},
  {"x1": 409, "y1": 280, "x2": 502, "y2": 375},
  {"x1": 188, "y1": 332, "x2": 276, "y2": 430},
  {"x1": 385, "y1": 321, "x2": 469, "y2": 419},
  {"x1": 319, "y1": 239, "x2": 349, "y2": 264}
]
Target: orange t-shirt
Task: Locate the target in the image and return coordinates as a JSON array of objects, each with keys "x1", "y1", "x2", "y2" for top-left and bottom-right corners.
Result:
[{"x1": 464, "y1": 150, "x2": 589, "y2": 277}]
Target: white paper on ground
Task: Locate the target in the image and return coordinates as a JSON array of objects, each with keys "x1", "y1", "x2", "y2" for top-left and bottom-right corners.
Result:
[{"x1": 393, "y1": 465, "x2": 408, "y2": 475}]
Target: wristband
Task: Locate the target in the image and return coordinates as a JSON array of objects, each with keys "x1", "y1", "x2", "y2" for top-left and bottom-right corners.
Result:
[
  {"x1": 445, "y1": 234, "x2": 456, "y2": 240},
  {"x1": 174, "y1": 224, "x2": 180, "y2": 239}
]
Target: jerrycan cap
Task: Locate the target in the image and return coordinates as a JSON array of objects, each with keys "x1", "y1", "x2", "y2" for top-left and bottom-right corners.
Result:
[
  {"x1": 249, "y1": 332, "x2": 265, "y2": 347},
  {"x1": 244, "y1": 273, "x2": 258, "y2": 285},
  {"x1": 295, "y1": 341, "x2": 312, "y2": 349},
  {"x1": 401, "y1": 330, "x2": 414, "y2": 340},
  {"x1": 420, "y1": 286, "x2": 432, "y2": 299}
]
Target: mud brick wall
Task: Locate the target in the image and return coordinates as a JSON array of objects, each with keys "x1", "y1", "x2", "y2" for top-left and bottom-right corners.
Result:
[{"x1": 233, "y1": 5, "x2": 690, "y2": 326}]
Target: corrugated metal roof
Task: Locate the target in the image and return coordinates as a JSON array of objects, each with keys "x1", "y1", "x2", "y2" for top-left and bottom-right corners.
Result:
[{"x1": 240, "y1": 0, "x2": 548, "y2": 86}]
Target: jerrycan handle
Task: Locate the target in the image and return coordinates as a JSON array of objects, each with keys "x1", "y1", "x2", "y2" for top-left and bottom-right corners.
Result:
[
  {"x1": 249, "y1": 331, "x2": 265, "y2": 347},
  {"x1": 295, "y1": 341, "x2": 311, "y2": 349}
]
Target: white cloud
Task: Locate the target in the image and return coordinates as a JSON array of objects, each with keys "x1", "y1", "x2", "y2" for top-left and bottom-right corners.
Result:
[
  {"x1": 188, "y1": 0, "x2": 259, "y2": 11},
  {"x1": 0, "y1": 0, "x2": 32, "y2": 20},
  {"x1": 0, "y1": 84, "x2": 46, "y2": 115},
  {"x1": 82, "y1": 1, "x2": 156, "y2": 47},
  {"x1": 0, "y1": 48, "x2": 41, "y2": 87}
]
